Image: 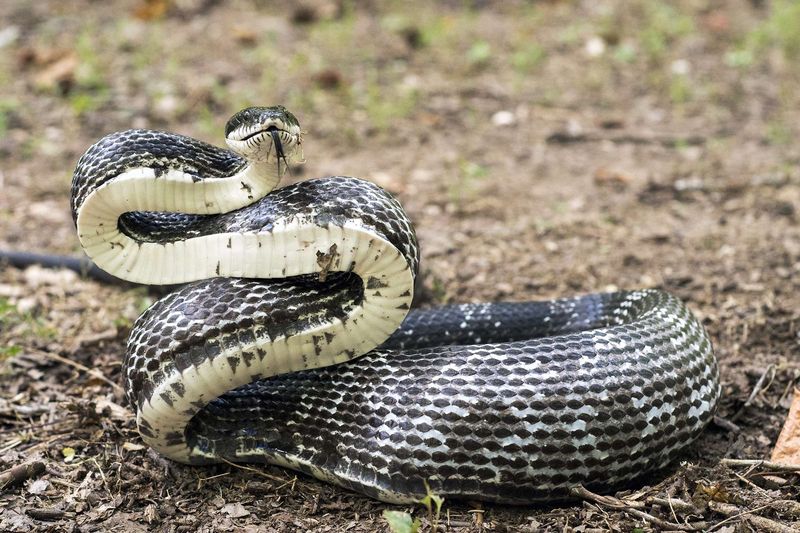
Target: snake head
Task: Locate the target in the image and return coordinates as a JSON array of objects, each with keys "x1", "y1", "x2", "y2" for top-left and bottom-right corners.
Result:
[{"x1": 225, "y1": 106, "x2": 302, "y2": 164}]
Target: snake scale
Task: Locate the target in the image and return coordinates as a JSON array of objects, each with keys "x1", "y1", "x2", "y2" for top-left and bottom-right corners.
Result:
[{"x1": 70, "y1": 106, "x2": 721, "y2": 504}]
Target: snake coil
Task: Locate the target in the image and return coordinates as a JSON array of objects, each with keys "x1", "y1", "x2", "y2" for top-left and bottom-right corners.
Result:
[{"x1": 71, "y1": 106, "x2": 721, "y2": 503}]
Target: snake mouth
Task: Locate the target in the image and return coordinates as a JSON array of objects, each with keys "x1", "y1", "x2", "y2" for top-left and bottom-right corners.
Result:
[
  {"x1": 226, "y1": 123, "x2": 302, "y2": 164},
  {"x1": 239, "y1": 125, "x2": 284, "y2": 143}
]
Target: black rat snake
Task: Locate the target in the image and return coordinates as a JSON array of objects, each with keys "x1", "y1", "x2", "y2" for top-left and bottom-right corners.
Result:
[{"x1": 68, "y1": 105, "x2": 721, "y2": 503}]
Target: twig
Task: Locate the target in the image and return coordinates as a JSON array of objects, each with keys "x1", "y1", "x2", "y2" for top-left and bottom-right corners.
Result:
[
  {"x1": 27, "y1": 348, "x2": 123, "y2": 393},
  {"x1": 708, "y1": 501, "x2": 795, "y2": 533},
  {"x1": 218, "y1": 457, "x2": 297, "y2": 488},
  {"x1": 721, "y1": 458, "x2": 800, "y2": 473},
  {"x1": 712, "y1": 415, "x2": 741, "y2": 433},
  {"x1": 0, "y1": 417, "x2": 74, "y2": 435},
  {"x1": 732, "y1": 364, "x2": 775, "y2": 421},
  {"x1": 197, "y1": 471, "x2": 229, "y2": 490},
  {"x1": 0, "y1": 437, "x2": 23, "y2": 454},
  {"x1": 26, "y1": 508, "x2": 66, "y2": 521},
  {"x1": 545, "y1": 130, "x2": 707, "y2": 147},
  {"x1": 772, "y1": 499, "x2": 800, "y2": 520},
  {"x1": 645, "y1": 496, "x2": 700, "y2": 514},
  {"x1": 731, "y1": 470, "x2": 769, "y2": 493},
  {"x1": 91, "y1": 457, "x2": 109, "y2": 493},
  {"x1": 570, "y1": 486, "x2": 702, "y2": 531},
  {"x1": 0, "y1": 461, "x2": 45, "y2": 491}
]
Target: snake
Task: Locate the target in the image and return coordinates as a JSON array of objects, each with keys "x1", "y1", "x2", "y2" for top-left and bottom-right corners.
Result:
[{"x1": 70, "y1": 105, "x2": 721, "y2": 504}]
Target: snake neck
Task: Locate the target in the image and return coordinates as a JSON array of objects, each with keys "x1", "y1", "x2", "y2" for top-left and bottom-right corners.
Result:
[{"x1": 74, "y1": 149, "x2": 288, "y2": 284}]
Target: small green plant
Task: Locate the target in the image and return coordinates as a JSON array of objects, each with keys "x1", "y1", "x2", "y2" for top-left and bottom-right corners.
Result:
[
  {"x1": 448, "y1": 160, "x2": 488, "y2": 210},
  {"x1": 68, "y1": 26, "x2": 110, "y2": 116},
  {"x1": 382, "y1": 483, "x2": 444, "y2": 533},
  {"x1": 0, "y1": 98, "x2": 17, "y2": 140},
  {"x1": 724, "y1": 49, "x2": 754, "y2": 68},
  {"x1": 429, "y1": 275, "x2": 448, "y2": 304},
  {"x1": 467, "y1": 40, "x2": 492, "y2": 67},
  {"x1": 766, "y1": 119, "x2": 792, "y2": 146},
  {"x1": 557, "y1": 24, "x2": 584, "y2": 46},
  {"x1": 0, "y1": 298, "x2": 23, "y2": 359},
  {"x1": 770, "y1": 0, "x2": 800, "y2": 59},
  {"x1": 727, "y1": 0, "x2": 800, "y2": 68},
  {"x1": 382, "y1": 510, "x2": 420, "y2": 533},
  {"x1": 638, "y1": 2, "x2": 694, "y2": 63},
  {"x1": 308, "y1": 4, "x2": 357, "y2": 60},
  {"x1": 0, "y1": 296, "x2": 58, "y2": 345},
  {"x1": 0, "y1": 345, "x2": 22, "y2": 359},
  {"x1": 512, "y1": 43, "x2": 545, "y2": 74},
  {"x1": 362, "y1": 77, "x2": 419, "y2": 132},
  {"x1": 613, "y1": 43, "x2": 637, "y2": 63},
  {"x1": 419, "y1": 482, "x2": 444, "y2": 529},
  {"x1": 415, "y1": 11, "x2": 456, "y2": 50},
  {"x1": 669, "y1": 75, "x2": 692, "y2": 105},
  {"x1": 0, "y1": 297, "x2": 20, "y2": 325}
]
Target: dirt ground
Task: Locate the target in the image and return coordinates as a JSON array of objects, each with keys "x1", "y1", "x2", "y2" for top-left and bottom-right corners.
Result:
[{"x1": 1, "y1": 0, "x2": 799, "y2": 531}]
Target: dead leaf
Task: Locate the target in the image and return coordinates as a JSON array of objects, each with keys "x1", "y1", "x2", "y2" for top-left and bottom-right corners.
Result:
[
  {"x1": 122, "y1": 442, "x2": 146, "y2": 452},
  {"x1": 594, "y1": 167, "x2": 633, "y2": 187},
  {"x1": 312, "y1": 69, "x2": 342, "y2": 90},
  {"x1": 696, "y1": 482, "x2": 730, "y2": 503},
  {"x1": 232, "y1": 27, "x2": 258, "y2": 47},
  {"x1": 703, "y1": 11, "x2": 730, "y2": 33},
  {"x1": 32, "y1": 52, "x2": 78, "y2": 92},
  {"x1": 771, "y1": 387, "x2": 800, "y2": 464},
  {"x1": 94, "y1": 398, "x2": 131, "y2": 421},
  {"x1": 369, "y1": 171, "x2": 405, "y2": 193},
  {"x1": 87, "y1": 502, "x2": 116, "y2": 523},
  {"x1": 143, "y1": 503, "x2": 159, "y2": 524},
  {"x1": 27, "y1": 478, "x2": 49, "y2": 495},
  {"x1": 221, "y1": 502, "x2": 250, "y2": 518},
  {"x1": 133, "y1": 0, "x2": 168, "y2": 21}
]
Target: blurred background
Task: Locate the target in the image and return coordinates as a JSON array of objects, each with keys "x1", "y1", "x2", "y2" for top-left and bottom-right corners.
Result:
[{"x1": 1, "y1": 1, "x2": 799, "y2": 531}]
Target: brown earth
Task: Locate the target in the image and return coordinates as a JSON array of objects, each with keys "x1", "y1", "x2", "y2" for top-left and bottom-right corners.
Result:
[{"x1": 1, "y1": 0, "x2": 799, "y2": 531}]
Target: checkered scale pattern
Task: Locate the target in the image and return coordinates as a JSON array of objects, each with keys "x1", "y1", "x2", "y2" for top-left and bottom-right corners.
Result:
[
  {"x1": 71, "y1": 121, "x2": 720, "y2": 504},
  {"x1": 184, "y1": 289, "x2": 720, "y2": 502}
]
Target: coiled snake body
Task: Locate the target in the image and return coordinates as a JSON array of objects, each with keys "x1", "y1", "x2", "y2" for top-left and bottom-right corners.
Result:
[{"x1": 71, "y1": 106, "x2": 721, "y2": 504}]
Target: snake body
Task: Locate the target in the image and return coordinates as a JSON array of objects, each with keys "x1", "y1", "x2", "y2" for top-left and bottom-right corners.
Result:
[{"x1": 71, "y1": 106, "x2": 721, "y2": 503}]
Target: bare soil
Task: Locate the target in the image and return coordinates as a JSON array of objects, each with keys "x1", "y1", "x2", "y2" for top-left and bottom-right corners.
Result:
[{"x1": 1, "y1": 1, "x2": 799, "y2": 531}]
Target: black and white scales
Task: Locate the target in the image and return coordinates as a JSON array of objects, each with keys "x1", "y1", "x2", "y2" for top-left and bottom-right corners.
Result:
[{"x1": 70, "y1": 106, "x2": 721, "y2": 503}]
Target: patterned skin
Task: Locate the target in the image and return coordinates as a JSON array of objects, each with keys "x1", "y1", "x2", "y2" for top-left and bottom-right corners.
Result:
[{"x1": 71, "y1": 106, "x2": 721, "y2": 504}]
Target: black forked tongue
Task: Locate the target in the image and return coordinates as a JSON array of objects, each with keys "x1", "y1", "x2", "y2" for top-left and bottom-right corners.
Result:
[
  {"x1": 268, "y1": 126, "x2": 289, "y2": 173},
  {"x1": 267, "y1": 126, "x2": 284, "y2": 159}
]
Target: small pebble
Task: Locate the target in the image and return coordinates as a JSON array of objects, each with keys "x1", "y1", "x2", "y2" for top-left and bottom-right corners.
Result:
[
  {"x1": 585, "y1": 36, "x2": 606, "y2": 57},
  {"x1": 491, "y1": 110, "x2": 515, "y2": 127}
]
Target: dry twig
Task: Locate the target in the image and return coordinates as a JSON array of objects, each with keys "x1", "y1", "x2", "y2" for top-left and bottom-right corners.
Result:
[
  {"x1": 219, "y1": 457, "x2": 297, "y2": 488},
  {"x1": 546, "y1": 130, "x2": 707, "y2": 147},
  {"x1": 708, "y1": 501, "x2": 797, "y2": 533},
  {"x1": 731, "y1": 364, "x2": 776, "y2": 422},
  {"x1": 721, "y1": 458, "x2": 800, "y2": 473},
  {"x1": 570, "y1": 486, "x2": 703, "y2": 531},
  {"x1": 0, "y1": 461, "x2": 45, "y2": 491},
  {"x1": 26, "y1": 348, "x2": 123, "y2": 393}
]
